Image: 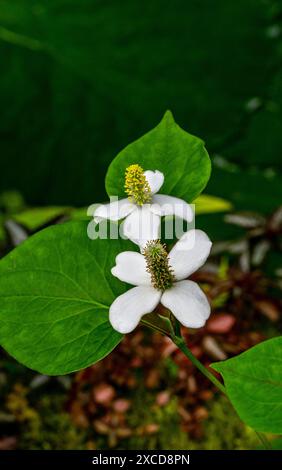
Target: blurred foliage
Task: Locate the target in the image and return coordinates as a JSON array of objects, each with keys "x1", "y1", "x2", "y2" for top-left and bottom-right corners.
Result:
[
  {"x1": 11, "y1": 206, "x2": 71, "y2": 230},
  {"x1": 0, "y1": 0, "x2": 281, "y2": 209},
  {"x1": 206, "y1": 166, "x2": 282, "y2": 215}
]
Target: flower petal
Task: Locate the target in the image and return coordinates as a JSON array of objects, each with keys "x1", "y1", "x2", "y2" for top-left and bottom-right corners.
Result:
[
  {"x1": 122, "y1": 205, "x2": 161, "y2": 248},
  {"x1": 144, "y1": 170, "x2": 164, "y2": 194},
  {"x1": 111, "y1": 251, "x2": 151, "y2": 286},
  {"x1": 151, "y1": 194, "x2": 193, "y2": 222},
  {"x1": 94, "y1": 198, "x2": 135, "y2": 222},
  {"x1": 169, "y1": 229, "x2": 212, "y2": 280},
  {"x1": 109, "y1": 286, "x2": 161, "y2": 334},
  {"x1": 161, "y1": 280, "x2": 210, "y2": 328}
]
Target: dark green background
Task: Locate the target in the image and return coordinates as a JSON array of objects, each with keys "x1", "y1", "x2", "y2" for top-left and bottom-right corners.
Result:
[{"x1": 0, "y1": 0, "x2": 281, "y2": 211}]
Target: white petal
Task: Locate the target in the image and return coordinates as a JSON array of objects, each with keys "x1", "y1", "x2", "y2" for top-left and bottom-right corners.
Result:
[
  {"x1": 111, "y1": 251, "x2": 151, "y2": 286},
  {"x1": 121, "y1": 205, "x2": 161, "y2": 248},
  {"x1": 94, "y1": 198, "x2": 135, "y2": 222},
  {"x1": 161, "y1": 280, "x2": 210, "y2": 328},
  {"x1": 169, "y1": 229, "x2": 212, "y2": 280},
  {"x1": 150, "y1": 194, "x2": 194, "y2": 222},
  {"x1": 144, "y1": 170, "x2": 164, "y2": 194},
  {"x1": 109, "y1": 286, "x2": 161, "y2": 334}
]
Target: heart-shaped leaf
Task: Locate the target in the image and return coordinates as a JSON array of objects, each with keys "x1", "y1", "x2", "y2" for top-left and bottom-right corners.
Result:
[
  {"x1": 212, "y1": 337, "x2": 282, "y2": 434},
  {"x1": 0, "y1": 221, "x2": 135, "y2": 375},
  {"x1": 106, "y1": 111, "x2": 211, "y2": 203}
]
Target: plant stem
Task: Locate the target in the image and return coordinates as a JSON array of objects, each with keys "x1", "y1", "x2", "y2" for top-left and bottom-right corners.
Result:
[
  {"x1": 140, "y1": 319, "x2": 168, "y2": 336},
  {"x1": 0, "y1": 26, "x2": 45, "y2": 51},
  {"x1": 172, "y1": 335, "x2": 226, "y2": 394},
  {"x1": 171, "y1": 333, "x2": 272, "y2": 450},
  {"x1": 255, "y1": 431, "x2": 272, "y2": 450}
]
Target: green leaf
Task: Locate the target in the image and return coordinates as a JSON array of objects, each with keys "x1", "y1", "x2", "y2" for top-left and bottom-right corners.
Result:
[
  {"x1": 256, "y1": 437, "x2": 282, "y2": 450},
  {"x1": 12, "y1": 206, "x2": 70, "y2": 230},
  {"x1": 69, "y1": 207, "x2": 91, "y2": 221},
  {"x1": 270, "y1": 437, "x2": 282, "y2": 450},
  {"x1": 0, "y1": 190, "x2": 25, "y2": 214},
  {"x1": 0, "y1": 215, "x2": 5, "y2": 243},
  {"x1": 12, "y1": 206, "x2": 93, "y2": 230},
  {"x1": 106, "y1": 111, "x2": 211, "y2": 203},
  {"x1": 212, "y1": 337, "x2": 282, "y2": 434},
  {"x1": 194, "y1": 194, "x2": 232, "y2": 214},
  {"x1": 0, "y1": 221, "x2": 135, "y2": 375}
]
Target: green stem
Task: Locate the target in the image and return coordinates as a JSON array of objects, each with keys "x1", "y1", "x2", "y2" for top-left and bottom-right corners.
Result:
[
  {"x1": 172, "y1": 335, "x2": 226, "y2": 394},
  {"x1": 171, "y1": 333, "x2": 272, "y2": 450},
  {"x1": 140, "y1": 319, "x2": 169, "y2": 336},
  {"x1": 255, "y1": 431, "x2": 272, "y2": 450},
  {"x1": 0, "y1": 26, "x2": 45, "y2": 51}
]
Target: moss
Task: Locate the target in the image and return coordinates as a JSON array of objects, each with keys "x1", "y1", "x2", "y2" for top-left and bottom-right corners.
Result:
[
  {"x1": 122, "y1": 392, "x2": 258, "y2": 450},
  {"x1": 13, "y1": 386, "x2": 258, "y2": 450},
  {"x1": 23, "y1": 407, "x2": 85, "y2": 449},
  {"x1": 11, "y1": 392, "x2": 87, "y2": 450},
  {"x1": 201, "y1": 396, "x2": 258, "y2": 450},
  {"x1": 9, "y1": 382, "x2": 258, "y2": 449},
  {"x1": 125, "y1": 392, "x2": 188, "y2": 450}
]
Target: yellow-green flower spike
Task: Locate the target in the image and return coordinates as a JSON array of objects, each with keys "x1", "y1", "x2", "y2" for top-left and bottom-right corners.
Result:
[
  {"x1": 143, "y1": 240, "x2": 175, "y2": 291},
  {"x1": 124, "y1": 164, "x2": 152, "y2": 205}
]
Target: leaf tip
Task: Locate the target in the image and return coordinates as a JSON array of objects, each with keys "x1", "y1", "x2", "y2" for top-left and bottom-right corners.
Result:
[
  {"x1": 210, "y1": 362, "x2": 221, "y2": 372},
  {"x1": 161, "y1": 109, "x2": 175, "y2": 124}
]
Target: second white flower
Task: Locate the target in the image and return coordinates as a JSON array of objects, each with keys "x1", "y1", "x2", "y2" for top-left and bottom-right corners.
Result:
[{"x1": 109, "y1": 229, "x2": 212, "y2": 334}]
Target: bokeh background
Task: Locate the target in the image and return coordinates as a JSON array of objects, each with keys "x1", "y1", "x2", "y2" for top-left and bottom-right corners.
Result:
[{"x1": 0, "y1": 0, "x2": 281, "y2": 450}]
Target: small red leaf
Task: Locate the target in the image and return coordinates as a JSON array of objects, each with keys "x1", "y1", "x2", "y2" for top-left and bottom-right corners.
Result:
[
  {"x1": 156, "y1": 391, "x2": 170, "y2": 406},
  {"x1": 113, "y1": 399, "x2": 131, "y2": 413},
  {"x1": 93, "y1": 384, "x2": 115, "y2": 404},
  {"x1": 206, "y1": 314, "x2": 236, "y2": 333}
]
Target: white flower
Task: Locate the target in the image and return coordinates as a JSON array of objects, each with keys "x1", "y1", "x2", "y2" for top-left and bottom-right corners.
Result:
[
  {"x1": 94, "y1": 165, "x2": 193, "y2": 247},
  {"x1": 109, "y1": 229, "x2": 212, "y2": 334}
]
